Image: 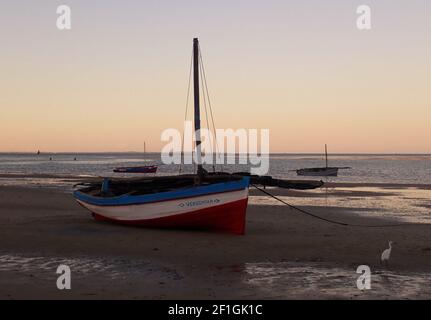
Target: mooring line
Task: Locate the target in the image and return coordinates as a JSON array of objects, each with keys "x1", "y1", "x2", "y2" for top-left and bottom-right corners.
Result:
[{"x1": 252, "y1": 184, "x2": 426, "y2": 228}]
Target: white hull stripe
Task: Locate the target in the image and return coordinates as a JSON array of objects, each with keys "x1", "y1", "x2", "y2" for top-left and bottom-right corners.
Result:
[{"x1": 78, "y1": 188, "x2": 249, "y2": 221}]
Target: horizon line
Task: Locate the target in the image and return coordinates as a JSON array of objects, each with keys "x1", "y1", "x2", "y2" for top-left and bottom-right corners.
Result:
[{"x1": 0, "y1": 151, "x2": 430, "y2": 155}]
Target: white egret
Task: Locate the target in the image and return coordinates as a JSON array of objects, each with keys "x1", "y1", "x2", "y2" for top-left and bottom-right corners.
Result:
[{"x1": 381, "y1": 241, "x2": 396, "y2": 266}]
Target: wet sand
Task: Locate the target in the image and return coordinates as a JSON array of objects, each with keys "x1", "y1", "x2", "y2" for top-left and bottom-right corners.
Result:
[{"x1": 1, "y1": 184, "x2": 431, "y2": 299}]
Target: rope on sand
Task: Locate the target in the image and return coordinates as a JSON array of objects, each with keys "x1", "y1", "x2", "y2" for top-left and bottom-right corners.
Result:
[{"x1": 252, "y1": 184, "x2": 426, "y2": 228}]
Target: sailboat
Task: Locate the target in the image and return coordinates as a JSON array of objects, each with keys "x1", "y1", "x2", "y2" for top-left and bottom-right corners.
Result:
[
  {"x1": 113, "y1": 142, "x2": 158, "y2": 173},
  {"x1": 113, "y1": 165, "x2": 157, "y2": 173},
  {"x1": 295, "y1": 144, "x2": 350, "y2": 177},
  {"x1": 74, "y1": 38, "x2": 323, "y2": 234}
]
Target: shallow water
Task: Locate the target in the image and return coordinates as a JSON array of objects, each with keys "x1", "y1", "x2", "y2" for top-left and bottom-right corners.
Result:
[
  {"x1": 2, "y1": 254, "x2": 429, "y2": 299},
  {"x1": 0, "y1": 153, "x2": 430, "y2": 185},
  {"x1": 0, "y1": 254, "x2": 178, "y2": 281},
  {"x1": 244, "y1": 262, "x2": 431, "y2": 299},
  {"x1": 250, "y1": 186, "x2": 431, "y2": 224}
]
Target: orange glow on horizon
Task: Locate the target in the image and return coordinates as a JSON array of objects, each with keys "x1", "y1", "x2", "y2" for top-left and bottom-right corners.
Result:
[{"x1": 1, "y1": 1, "x2": 430, "y2": 153}]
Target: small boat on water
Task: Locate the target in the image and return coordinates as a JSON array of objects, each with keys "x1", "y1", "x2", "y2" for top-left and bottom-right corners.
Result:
[
  {"x1": 295, "y1": 145, "x2": 350, "y2": 177},
  {"x1": 296, "y1": 166, "x2": 339, "y2": 177},
  {"x1": 113, "y1": 143, "x2": 158, "y2": 173},
  {"x1": 113, "y1": 165, "x2": 158, "y2": 174},
  {"x1": 74, "y1": 38, "x2": 323, "y2": 234}
]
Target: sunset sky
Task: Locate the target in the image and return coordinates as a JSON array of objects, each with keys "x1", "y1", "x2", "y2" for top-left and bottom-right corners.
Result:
[{"x1": 1, "y1": 0, "x2": 430, "y2": 153}]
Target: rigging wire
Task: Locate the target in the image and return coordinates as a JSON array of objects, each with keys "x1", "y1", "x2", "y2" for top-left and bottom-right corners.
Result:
[
  {"x1": 198, "y1": 44, "x2": 223, "y2": 172},
  {"x1": 252, "y1": 184, "x2": 426, "y2": 228},
  {"x1": 199, "y1": 54, "x2": 216, "y2": 172},
  {"x1": 179, "y1": 50, "x2": 194, "y2": 174}
]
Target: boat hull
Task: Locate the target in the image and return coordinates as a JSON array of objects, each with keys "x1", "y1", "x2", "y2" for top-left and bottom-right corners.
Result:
[
  {"x1": 113, "y1": 166, "x2": 158, "y2": 173},
  {"x1": 74, "y1": 177, "x2": 250, "y2": 234},
  {"x1": 296, "y1": 167, "x2": 339, "y2": 177},
  {"x1": 90, "y1": 197, "x2": 248, "y2": 234}
]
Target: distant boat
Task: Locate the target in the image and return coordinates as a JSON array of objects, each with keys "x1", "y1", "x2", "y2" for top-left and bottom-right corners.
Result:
[
  {"x1": 113, "y1": 165, "x2": 158, "y2": 174},
  {"x1": 113, "y1": 142, "x2": 158, "y2": 173},
  {"x1": 295, "y1": 145, "x2": 350, "y2": 177},
  {"x1": 74, "y1": 38, "x2": 323, "y2": 234}
]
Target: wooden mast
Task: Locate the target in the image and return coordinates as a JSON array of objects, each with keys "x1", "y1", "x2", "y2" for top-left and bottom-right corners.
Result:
[
  {"x1": 325, "y1": 144, "x2": 328, "y2": 168},
  {"x1": 193, "y1": 38, "x2": 203, "y2": 175}
]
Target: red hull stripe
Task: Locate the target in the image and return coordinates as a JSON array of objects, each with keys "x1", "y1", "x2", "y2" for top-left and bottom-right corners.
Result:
[{"x1": 93, "y1": 198, "x2": 249, "y2": 235}]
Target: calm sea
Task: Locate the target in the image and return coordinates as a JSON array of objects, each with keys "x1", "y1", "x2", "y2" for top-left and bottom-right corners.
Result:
[{"x1": 0, "y1": 153, "x2": 430, "y2": 186}]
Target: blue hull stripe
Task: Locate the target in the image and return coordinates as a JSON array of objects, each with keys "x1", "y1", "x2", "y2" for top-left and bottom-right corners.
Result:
[{"x1": 74, "y1": 177, "x2": 250, "y2": 206}]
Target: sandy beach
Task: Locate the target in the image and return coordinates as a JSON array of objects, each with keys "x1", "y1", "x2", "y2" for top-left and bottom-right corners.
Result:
[{"x1": 1, "y1": 182, "x2": 431, "y2": 300}]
